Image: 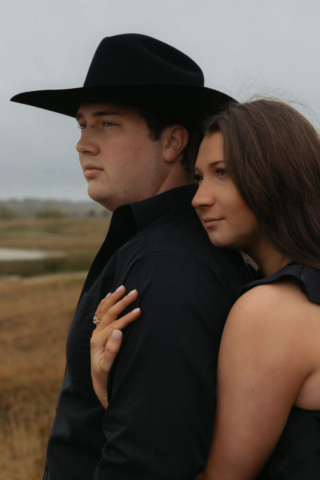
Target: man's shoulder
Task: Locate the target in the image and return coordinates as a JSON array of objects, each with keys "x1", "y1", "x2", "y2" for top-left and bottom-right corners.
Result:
[
  {"x1": 148, "y1": 203, "x2": 247, "y2": 269},
  {"x1": 120, "y1": 201, "x2": 253, "y2": 287}
]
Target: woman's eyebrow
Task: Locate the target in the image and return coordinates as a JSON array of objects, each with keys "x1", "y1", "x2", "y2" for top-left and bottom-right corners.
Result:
[
  {"x1": 194, "y1": 160, "x2": 225, "y2": 172},
  {"x1": 209, "y1": 160, "x2": 225, "y2": 167}
]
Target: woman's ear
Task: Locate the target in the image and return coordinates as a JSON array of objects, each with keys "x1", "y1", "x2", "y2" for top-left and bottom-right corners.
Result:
[{"x1": 163, "y1": 125, "x2": 189, "y2": 163}]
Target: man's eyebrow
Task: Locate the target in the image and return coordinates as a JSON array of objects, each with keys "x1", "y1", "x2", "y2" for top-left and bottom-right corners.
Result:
[{"x1": 75, "y1": 111, "x2": 124, "y2": 121}]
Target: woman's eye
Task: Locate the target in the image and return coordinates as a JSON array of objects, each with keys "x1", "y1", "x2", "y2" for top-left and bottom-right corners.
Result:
[
  {"x1": 103, "y1": 122, "x2": 115, "y2": 127},
  {"x1": 77, "y1": 124, "x2": 86, "y2": 130},
  {"x1": 193, "y1": 174, "x2": 203, "y2": 185},
  {"x1": 215, "y1": 168, "x2": 227, "y2": 178}
]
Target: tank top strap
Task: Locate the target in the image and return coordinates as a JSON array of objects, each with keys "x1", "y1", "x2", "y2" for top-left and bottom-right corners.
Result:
[{"x1": 240, "y1": 262, "x2": 320, "y2": 305}]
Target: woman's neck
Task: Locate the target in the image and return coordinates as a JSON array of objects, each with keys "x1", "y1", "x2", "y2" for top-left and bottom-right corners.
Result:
[{"x1": 246, "y1": 239, "x2": 293, "y2": 278}]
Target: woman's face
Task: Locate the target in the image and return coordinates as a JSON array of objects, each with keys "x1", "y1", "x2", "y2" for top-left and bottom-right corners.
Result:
[{"x1": 192, "y1": 132, "x2": 263, "y2": 251}]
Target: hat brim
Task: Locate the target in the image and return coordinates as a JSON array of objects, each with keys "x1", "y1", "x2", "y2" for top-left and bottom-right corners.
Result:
[{"x1": 10, "y1": 84, "x2": 235, "y2": 122}]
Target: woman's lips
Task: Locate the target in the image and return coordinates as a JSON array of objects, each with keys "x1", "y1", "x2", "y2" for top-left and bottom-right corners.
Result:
[{"x1": 201, "y1": 218, "x2": 224, "y2": 228}]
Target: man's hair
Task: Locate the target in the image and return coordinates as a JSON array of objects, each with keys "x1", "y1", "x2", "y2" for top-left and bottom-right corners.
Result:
[
  {"x1": 195, "y1": 99, "x2": 320, "y2": 268},
  {"x1": 135, "y1": 107, "x2": 193, "y2": 172}
]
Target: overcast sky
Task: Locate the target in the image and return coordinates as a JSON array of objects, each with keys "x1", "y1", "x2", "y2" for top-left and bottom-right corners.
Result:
[{"x1": 2, "y1": 0, "x2": 320, "y2": 201}]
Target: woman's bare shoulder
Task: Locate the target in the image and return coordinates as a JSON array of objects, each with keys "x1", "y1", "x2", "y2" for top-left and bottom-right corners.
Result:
[
  {"x1": 225, "y1": 281, "x2": 317, "y2": 351},
  {"x1": 219, "y1": 280, "x2": 320, "y2": 410},
  {"x1": 231, "y1": 280, "x2": 310, "y2": 323}
]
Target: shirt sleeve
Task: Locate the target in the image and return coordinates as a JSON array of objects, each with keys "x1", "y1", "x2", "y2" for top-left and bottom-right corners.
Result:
[{"x1": 94, "y1": 250, "x2": 236, "y2": 480}]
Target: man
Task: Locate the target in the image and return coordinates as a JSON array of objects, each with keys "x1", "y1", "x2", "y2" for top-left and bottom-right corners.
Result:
[{"x1": 12, "y1": 34, "x2": 253, "y2": 480}]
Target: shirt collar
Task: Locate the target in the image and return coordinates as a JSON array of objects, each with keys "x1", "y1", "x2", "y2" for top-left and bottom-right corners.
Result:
[{"x1": 113, "y1": 184, "x2": 196, "y2": 232}]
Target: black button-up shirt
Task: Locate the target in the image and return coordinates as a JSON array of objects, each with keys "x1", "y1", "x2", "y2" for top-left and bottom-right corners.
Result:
[{"x1": 44, "y1": 185, "x2": 253, "y2": 480}]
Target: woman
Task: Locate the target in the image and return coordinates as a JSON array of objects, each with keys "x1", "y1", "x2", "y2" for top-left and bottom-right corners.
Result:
[{"x1": 90, "y1": 99, "x2": 320, "y2": 479}]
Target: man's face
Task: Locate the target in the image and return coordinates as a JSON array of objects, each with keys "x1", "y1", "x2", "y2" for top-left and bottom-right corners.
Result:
[{"x1": 76, "y1": 103, "x2": 167, "y2": 211}]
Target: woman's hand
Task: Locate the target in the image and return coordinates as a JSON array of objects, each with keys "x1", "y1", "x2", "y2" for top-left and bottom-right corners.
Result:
[{"x1": 90, "y1": 285, "x2": 141, "y2": 408}]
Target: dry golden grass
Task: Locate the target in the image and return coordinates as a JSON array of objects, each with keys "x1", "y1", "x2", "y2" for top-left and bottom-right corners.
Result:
[
  {"x1": 0, "y1": 217, "x2": 110, "y2": 478},
  {"x1": 0, "y1": 218, "x2": 110, "y2": 253},
  {"x1": 0, "y1": 273, "x2": 87, "y2": 480}
]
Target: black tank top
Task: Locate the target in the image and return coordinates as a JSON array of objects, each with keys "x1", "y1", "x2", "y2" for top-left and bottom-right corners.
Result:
[{"x1": 241, "y1": 263, "x2": 320, "y2": 480}]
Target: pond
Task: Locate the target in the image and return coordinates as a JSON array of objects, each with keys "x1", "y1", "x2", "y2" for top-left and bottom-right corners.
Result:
[{"x1": 0, "y1": 248, "x2": 66, "y2": 261}]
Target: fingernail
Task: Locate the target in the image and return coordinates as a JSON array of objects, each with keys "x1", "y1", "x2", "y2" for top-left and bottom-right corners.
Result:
[
  {"x1": 128, "y1": 289, "x2": 137, "y2": 296},
  {"x1": 116, "y1": 285, "x2": 124, "y2": 292},
  {"x1": 132, "y1": 308, "x2": 141, "y2": 313},
  {"x1": 105, "y1": 292, "x2": 111, "y2": 298},
  {"x1": 112, "y1": 330, "x2": 123, "y2": 341}
]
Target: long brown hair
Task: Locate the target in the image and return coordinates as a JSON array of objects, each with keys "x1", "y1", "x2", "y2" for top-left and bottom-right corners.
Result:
[{"x1": 198, "y1": 99, "x2": 320, "y2": 268}]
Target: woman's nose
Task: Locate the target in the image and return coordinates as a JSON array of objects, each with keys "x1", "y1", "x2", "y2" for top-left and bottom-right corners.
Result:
[
  {"x1": 192, "y1": 182, "x2": 215, "y2": 209},
  {"x1": 76, "y1": 131, "x2": 99, "y2": 156}
]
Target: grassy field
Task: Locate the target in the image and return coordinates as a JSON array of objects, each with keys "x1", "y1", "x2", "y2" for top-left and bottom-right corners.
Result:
[
  {"x1": 0, "y1": 217, "x2": 110, "y2": 246},
  {"x1": 0, "y1": 274, "x2": 86, "y2": 480},
  {"x1": 0, "y1": 217, "x2": 110, "y2": 277},
  {"x1": 0, "y1": 218, "x2": 110, "y2": 480}
]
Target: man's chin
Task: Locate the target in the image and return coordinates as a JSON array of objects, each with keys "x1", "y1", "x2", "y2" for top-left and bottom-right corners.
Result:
[{"x1": 87, "y1": 186, "x2": 112, "y2": 210}]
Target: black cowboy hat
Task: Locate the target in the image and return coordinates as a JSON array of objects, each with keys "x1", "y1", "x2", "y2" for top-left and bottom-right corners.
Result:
[{"x1": 11, "y1": 33, "x2": 235, "y2": 123}]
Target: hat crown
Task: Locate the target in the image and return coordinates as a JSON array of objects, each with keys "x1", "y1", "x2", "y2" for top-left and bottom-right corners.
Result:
[{"x1": 84, "y1": 33, "x2": 204, "y2": 88}]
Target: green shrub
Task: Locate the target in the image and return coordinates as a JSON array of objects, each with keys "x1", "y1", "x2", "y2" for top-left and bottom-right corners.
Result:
[
  {"x1": 0, "y1": 206, "x2": 20, "y2": 220},
  {"x1": 36, "y1": 208, "x2": 65, "y2": 219}
]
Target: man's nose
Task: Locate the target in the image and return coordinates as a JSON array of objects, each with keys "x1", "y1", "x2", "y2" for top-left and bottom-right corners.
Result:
[
  {"x1": 192, "y1": 182, "x2": 215, "y2": 209},
  {"x1": 76, "y1": 131, "x2": 99, "y2": 156}
]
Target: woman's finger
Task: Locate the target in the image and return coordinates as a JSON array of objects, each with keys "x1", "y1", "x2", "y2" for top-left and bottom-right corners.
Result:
[
  {"x1": 100, "y1": 329, "x2": 123, "y2": 373},
  {"x1": 94, "y1": 285, "x2": 127, "y2": 323},
  {"x1": 96, "y1": 289, "x2": 139, "y2": 331},
  {"x1": 101, "y1": 289, "x2": 138, "y2": 323},
  {"x1": 91, "y1": 330, "x2": 123, "y2": 409},
  {"x1": 93, "y1": 307, "x2": 141, "y2": 344}
]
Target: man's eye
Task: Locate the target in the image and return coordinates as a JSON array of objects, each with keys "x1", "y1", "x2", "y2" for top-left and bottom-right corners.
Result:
[
  {"x1": 77, "y1": 124, "x2": 86, "y2": 130},
  {"x1": 103, "y1": 122, "x2": 115, "y2": 127}
]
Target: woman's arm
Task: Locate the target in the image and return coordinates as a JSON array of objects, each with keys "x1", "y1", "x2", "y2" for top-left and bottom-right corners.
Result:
[{"x1": 197, "y1": 282, "x2": 313, "y2": 480}]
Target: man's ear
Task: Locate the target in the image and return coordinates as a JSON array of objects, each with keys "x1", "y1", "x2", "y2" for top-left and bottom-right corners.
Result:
[{"x1": 163, "y1": 126, "x2": 189, "y2": 163}]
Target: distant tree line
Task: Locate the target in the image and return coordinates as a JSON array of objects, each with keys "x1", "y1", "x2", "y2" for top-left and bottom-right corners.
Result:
[{"x1": 0, "y1": 199, "x2": 111, "y2": 219}]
